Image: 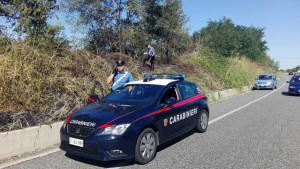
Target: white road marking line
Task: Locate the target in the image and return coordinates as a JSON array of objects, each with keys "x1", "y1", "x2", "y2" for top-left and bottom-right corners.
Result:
[
  {"x1": 208, "y1": 81, "x2": 287, "y2": 125},
  {"x1": 0, "y1": 148, "x2": 60, "y2": 169}
]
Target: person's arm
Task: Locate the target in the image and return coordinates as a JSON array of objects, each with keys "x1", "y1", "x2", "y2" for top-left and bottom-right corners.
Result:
[
  {"x1": 107, "y1": 68, "x2": 117, "y2": 84},
  {"x1": 106, "y1": 73, "x2": 114, "y2": 84},
  {"x1": 152, "y1": 48, "x2": 155, "y2": 56}
]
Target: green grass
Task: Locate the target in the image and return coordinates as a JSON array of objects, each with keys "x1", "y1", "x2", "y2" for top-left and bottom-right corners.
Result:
[{"x1": 190, "y1": 47, "x2": 273, "y2": 89}]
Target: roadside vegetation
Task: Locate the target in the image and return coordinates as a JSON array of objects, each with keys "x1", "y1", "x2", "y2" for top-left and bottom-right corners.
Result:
[
  {"x1": 286, "y1": 65, "x2": 300, "y2": 73},
  {"x1": 0, "y1": 0, "x2": 277, "y2": 132}
]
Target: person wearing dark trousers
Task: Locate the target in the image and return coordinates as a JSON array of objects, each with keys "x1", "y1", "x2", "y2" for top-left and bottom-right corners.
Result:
[
  {"x1": 106, "y1": 60, "x2": 134, "y2": 91},
  {"x1": 143, "y1": 44, "x2": 155, "y2": 71}
]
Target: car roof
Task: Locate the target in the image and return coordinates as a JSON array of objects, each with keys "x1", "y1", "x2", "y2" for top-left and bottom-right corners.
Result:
[
  {"x1": 126, "y1": 79, "x2": 178, "y2": 86},
  {"x1": 259, "y1": 73, "x2": 275, "y2": 76},
  {"x1": 292, "y1": 75, "x2": 300, "y2": 78}
]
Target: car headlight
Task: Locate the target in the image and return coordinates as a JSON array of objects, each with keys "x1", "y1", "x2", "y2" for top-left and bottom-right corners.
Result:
[
  {"x1": 266, "y1": 82, "x2": 271, "y2": 85},
  {"x1": 289, "y1": 86, "x2": 295, "y2": 88},
  {"x1": 96, "y1": 124, "x2": 131, "y2": 136}
]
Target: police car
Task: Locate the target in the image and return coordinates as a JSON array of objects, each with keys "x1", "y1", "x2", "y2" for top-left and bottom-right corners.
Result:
[{"x1": 60, "y1": 74, "x2": 209, "y2": 164}]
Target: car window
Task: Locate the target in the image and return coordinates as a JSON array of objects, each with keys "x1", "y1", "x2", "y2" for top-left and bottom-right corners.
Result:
[
  {"x1": 258, "y1": 75, "x2": 273, "y2": 80},
  {"x1": 102, "y1": 84, "x2": 163, "y2": 105},
  {"x1": 160, "y1": 85, "x2": 178, "y2": 105},
  {"x1": 178, "y1": 83, "x2": 197, "y2": 99},
  {"x1": 291, "y1": 76, "x2": 300, "y2": 82}
]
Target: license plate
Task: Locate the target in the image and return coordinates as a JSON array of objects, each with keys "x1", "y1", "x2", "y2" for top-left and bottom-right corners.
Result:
[{"x1": 69, "y1": 137, "x2": 84, "y2": 147}]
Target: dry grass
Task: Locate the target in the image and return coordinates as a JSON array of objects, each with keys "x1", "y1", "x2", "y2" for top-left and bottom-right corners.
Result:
[{"x1": 0, "y1": 42, "x2": 275, "y2": 132}]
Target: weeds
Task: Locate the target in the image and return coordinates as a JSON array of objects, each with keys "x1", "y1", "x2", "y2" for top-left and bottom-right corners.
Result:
[{"x1": 0, "y1": 42, "x2": 275, "y2": 132}]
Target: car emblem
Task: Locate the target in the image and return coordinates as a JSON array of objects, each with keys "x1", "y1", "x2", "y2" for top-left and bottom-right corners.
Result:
[
  {"x1": 163, "y1": 119, "x2": 168, "y2": 127},
  {"x1": 76, "y1": 128, "x2": 81, "y2": 134}
]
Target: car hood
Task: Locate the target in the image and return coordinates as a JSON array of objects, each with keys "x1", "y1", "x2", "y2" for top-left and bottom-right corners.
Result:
[
  {"x1": 68, "y1": 102, "x2": 145, "y2": 128},
  {"x1": 255, "y1": 80, "x2": 274, "y2": 83},
  {"x1": 290, "y1": 82, "x2": 300, "y2": 87}
]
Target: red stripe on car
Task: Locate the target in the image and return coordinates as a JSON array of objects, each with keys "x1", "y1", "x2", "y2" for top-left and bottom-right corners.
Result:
[
  {"x1": 96, "y1": 93, "x2": 206, "y2": 129},
  {"x1": 97, "y1": 111, "x2": 134, "y2": 129},
  {"x1": 131, "y1": 93, "x2": 206, "y2": 123},
  {"x1": 65, "y1": 108, "x2": 81, "y2": 123}
]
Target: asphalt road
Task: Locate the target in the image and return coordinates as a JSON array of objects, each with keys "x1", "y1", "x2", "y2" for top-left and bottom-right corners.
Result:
[{"x1": 4, "y1": 74, "x2": 300, "y2": 169}]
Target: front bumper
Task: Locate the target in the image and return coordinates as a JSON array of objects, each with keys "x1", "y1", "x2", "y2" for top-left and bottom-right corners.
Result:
[
  {"x1": 60, "y1": 128, "x2": 135, "y2": 161},
  {"x1": 288, "y1": 88, "x2": 300, "y2": 95},
  {"x1": 254, "y1": 84, "x2": 274, "y2": 89}
]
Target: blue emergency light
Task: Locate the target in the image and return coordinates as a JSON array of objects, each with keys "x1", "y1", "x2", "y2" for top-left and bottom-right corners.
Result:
[{"x1": 143, "y1": 74, "x2": 187, "y2": 82}]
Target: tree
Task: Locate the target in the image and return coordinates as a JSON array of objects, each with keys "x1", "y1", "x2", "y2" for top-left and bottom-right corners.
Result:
[
  {"x1": 62, "y1": 0, "x2": 190, "y2": 60},
  {"x1": 62, "y1": 0, "x2": 114, "y2": 54},
  {"x1": 141, "y1": 0, "x2": 189, "y2": 63},
  {"x1": 198, "y1": 17, "x2": 269, "y2": 62},
  {"x1": 0, "y1": 0, "x2": 59, "y2": 47}
]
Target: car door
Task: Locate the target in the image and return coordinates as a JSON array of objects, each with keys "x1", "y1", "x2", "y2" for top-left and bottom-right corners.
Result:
[
  {"x1": 157, "y1": 84, "x2": 183, "y2": 142},
  {"x1": 176, "y1": 82, "x2": 200, "y2": 132}
]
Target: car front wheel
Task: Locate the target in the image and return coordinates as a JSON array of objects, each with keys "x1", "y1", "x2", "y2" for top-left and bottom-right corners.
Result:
[
  {"x1": 134, "y1": 128, "x2": 157, "y2": 164},
  {"x1": 195, "y1": 109, "x2": 209, "y2": 133}
]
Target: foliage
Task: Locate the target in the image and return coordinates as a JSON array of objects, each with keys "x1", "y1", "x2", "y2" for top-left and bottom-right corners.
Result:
[
  {"x1": 190, "y1": 47, "x2": 272, "y2": 88},
  {"x1": 61, "y1": 0, "x2": 190, "y2": 63},
  {"x1": 195, "y1": 17, "x2": 268, "y2": 62},
  {"x1": 287, "y1": 65, "x2": 300, "y2": 73},
  {"x1": 142, "y1": 0, "x2": 189, "y2": 63},
  {"x1": 2, "y1": 0, "x2": 57, "y2": 39}
]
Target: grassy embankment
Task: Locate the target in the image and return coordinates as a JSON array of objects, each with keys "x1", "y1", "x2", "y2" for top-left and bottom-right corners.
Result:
[{"x1": 0, "y1": 42, "x2": 273, "y2": 131}]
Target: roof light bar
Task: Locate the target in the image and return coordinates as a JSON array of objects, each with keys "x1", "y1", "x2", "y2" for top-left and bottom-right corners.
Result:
[{"x1": 143, "y1": 74, "x2": 187, "y2": 82}]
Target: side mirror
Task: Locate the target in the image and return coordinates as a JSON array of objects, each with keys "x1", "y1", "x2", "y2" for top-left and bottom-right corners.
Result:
[
  {"x1": 87, "y1": 94, "x2": 99, "y2": 104},
  {"x1": 164, "y1": 98, "x2": 176, "y2": 105}
]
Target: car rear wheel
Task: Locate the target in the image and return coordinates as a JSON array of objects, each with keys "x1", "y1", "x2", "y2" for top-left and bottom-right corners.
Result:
[
  {"x1": 195, "y1": 109, "x2": 209, "y2": 133},
  {"x1": 134, "y1": 128, "x2": 157, "y2": 164}
]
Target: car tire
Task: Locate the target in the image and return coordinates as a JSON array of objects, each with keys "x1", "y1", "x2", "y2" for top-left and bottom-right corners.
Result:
[
  {"x1": 134, "y1": 128, "x2": 157, "y2": 164},
  {"x1": 195, "y1": 109, "x2": 209, "y2": 133}
]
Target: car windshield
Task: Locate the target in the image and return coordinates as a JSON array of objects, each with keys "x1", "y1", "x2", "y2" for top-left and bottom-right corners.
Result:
[
  {"x1": 291, "y1": 76, "x2": 300, "y2": 83},
  {"x1": 101, "y1": 84, "x2": 164, "y2": 105},
  {"x1": 258, "y1": 75, "x2": 272, "y2": 80}
]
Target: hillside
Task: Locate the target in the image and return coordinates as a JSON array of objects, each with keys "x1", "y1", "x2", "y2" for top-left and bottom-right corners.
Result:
[{"x1": 0, "y1": 42, "x2": 274, "y2": 132}]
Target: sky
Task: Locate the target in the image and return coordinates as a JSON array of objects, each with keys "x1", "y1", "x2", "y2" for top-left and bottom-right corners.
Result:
[{"x1": 181, "y1": 0, "x2": 300, "y2": 70}]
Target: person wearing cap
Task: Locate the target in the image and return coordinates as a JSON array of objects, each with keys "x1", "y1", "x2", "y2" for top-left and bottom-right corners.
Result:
[
  {"x1": 143, "y1": 44, "x2": 155, "y2": 71},
  {"x1": 106, "y1": 60, "x2": 134, "y2": 91}
]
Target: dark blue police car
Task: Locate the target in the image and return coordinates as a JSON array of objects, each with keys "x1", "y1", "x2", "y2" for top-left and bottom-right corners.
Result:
[
  {"x1": 287, "y1": 74, "x2": 300, "y2": 96},
  {"x1": 60, "y1": 74, "x2": 209, "y2": 164}
]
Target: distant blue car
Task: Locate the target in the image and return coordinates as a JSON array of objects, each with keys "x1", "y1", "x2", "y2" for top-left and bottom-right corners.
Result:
[
  {"x1": 60, "y1": 74, "x2": 209, "y2": 164},
  {"x1": 254, "y1": 74, "x2": 277, "y2": 90},
  {"x1": 287, "y1": 75, "x2": 300, "y2": 95}
]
